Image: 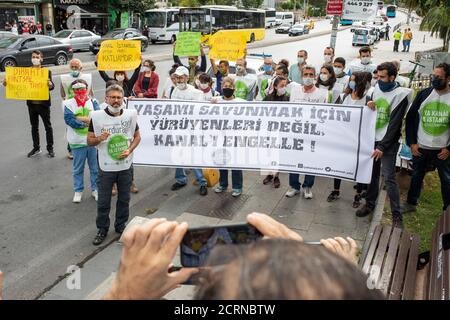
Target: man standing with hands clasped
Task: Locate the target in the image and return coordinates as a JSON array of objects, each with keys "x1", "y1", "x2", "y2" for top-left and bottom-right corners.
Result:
[{"x1": 87, "y1": 85, "x2": 141, "y2": 246}]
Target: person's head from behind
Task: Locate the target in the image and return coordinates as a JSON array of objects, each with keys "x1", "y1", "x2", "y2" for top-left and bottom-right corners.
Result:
[
  {"x1": 297, "y1": 49, "x2": 308, "y2": 64},
  {"x1": 432, "y1": 63, "x2": 450, "y2": 91},
  {"x1": 196, "y1": 72, "x2": 213, "y2": 91},
  {"x1": 31, "y1": 50, "x2": 43, "y2": 66},
  {"x1": 272, "y1": 76, "x2": 287, "y2": 96},
  {"x1": 391, "y1": 60, "x2": 401, "y2": 72},
  {"x1": 347, "y1": 71, "x2": 372, "y2": 98},
  {"x1": 69, "y1": 58, "x2": 82, "y2": 76},
  {"x1": 235, "y1": 58, "x2": 247, "y2": 76},
  {"x1": 194, "y1": 239, "x2": 384, "y2": 300},
  {"x1": 219, "y1": 60, "x2": 229, "y2": 76},
  {"x1": 173, "y1": 66, "x2": 189, "y2": 90},
  {"x1": 278, "y1": 59, "x2": 289, "y2": 69},
  {"x1": 333, "y1": 57, "x2": 346, "y2": 76},
  {"x1": 221, "y1": 76, "x2": 235, "y2": 99},
  {"x1": 105, "y1": 84, "x2": 124, "y2": 112},
  {"x1": 359, "y1": 47, "x2": 372, "y2": 64},
  {"x1": 302, "y1": 65, "x2": 316, "y2": 88}
]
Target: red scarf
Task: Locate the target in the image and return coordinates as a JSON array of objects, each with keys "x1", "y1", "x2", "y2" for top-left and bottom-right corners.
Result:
[{"x1": 74, "y1": 89, "x2": 88, "y2": 107}]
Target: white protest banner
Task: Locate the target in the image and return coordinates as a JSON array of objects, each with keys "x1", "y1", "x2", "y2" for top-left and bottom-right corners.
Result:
[
  {"x1": 128, "y1": 99, "x2": 377, "y2": 183},
  {"x1": 342, "y1": 0, "x2": 378, "y2": 21}
]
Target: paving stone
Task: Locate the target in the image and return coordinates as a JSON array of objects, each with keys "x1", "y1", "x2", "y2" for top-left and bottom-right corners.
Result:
[{"x1": 271, "y1": 207, "x2": 314, "y2": 231}]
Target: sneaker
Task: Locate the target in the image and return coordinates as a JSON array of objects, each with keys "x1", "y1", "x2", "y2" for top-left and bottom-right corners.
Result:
[
  {"x1": 91, "y1": 190, "x2": 98, "y2": 202},
  {"x1": 112, "y1": 183, "x2": 118, "y2": 196},
  {"x1": 92, "y1": 231, "x2": 107, "y2": 246},
  {"x1": 392, "y1": 216, "x2": 404, "y2": 229},
  {"x1": 285, "y1": 188, "x2": 300, "y2": 198},
  {"x1": 47, "y1": 150, "x2": 55, "y2": 158},
  {"x1": 72, "y1": 192, "x2": 82, "y2": 203},
  {"x1": 263, "y1": 175, "x2": 273, "y2": 185},
  {"x1": 356, "y1": 205, "x2": 373, "y2": 217},
  {"x1": 171, "y1": 182, "x2": 186, "y2": 191},
  {"x1": 400, "y1": 202, "x2": 417, "y2": 214},
  {"x1": 27, "y1": 148, "x2": 41, "y2": 158},
  {"x1": 303, "y1": 187, "x2": 313, "y2": 199},
  {"x1": 67, "y1": 152, "x2": 73, "y2": 160},
  {"x1": 273, "y1": 176, "x2": 280, "y2": 188},
  {"x1": 327, "y1": 190, "x2": 340, "y2": 202},
  {"x1": 200, "y1": 185, "x2": 208, "y2": 196},
  {"x1": 214, "y1": 185, "x2": 227, "y2": 193},
  {"x1": 130, "y1": 182, "x2": 139, "y2": 193},
  {"x1": 231, "y1": 189, "x2": 242, "y2": 197},
  {"x1": 352, "y1": 194, "x2": 362, "y2": 208}
]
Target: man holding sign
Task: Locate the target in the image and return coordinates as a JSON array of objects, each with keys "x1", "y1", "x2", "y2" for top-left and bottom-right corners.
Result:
[
  {"x1": 3, "y1": 50, "x2": 55, "y2": 158},
  {"x1": 173, "y1": 33, "x2": 206, "y2": 86}
]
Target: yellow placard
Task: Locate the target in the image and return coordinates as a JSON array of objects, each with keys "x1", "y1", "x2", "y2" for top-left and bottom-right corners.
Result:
[
  {"x1": 97, "y1": 40, "x2": 141, "y2": 71},
  {"x1": 209, "y1": 31, "x2": 247, "y2": 62},
  {"x1": 5, "y1": 67, "x2": 49, "y2": 100}
]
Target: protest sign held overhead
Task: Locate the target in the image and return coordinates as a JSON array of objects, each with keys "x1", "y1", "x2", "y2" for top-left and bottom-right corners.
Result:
[
  {"x1": 97, "y1": 40, "x2": 141, "y2": 71},
  {"x1": 174, "y1": 32, "x2": 201, "y2": 57},
  {"x1": 5, "y1": 67, "x2": 49, "y2": 101},
  {"x1": 209, "y1": 31, "x2": 247, "y2": 62}
]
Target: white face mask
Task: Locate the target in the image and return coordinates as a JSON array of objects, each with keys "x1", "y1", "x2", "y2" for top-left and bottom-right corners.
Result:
[
  {"x1": 177, "y1": 82, "x2": 187, "y2": 90},
  {"x1": 302, "y1": 77, "x2": 315, "y2": 86},
  {"x1": 31, "y1": 58, "x2": 41, "y2": 66},
  {"x1": 333, "y1": 67, "x2": 343, "y2": 75},
  {"x1": 361, "y1": 57, "x2": 371, "y2": 64},
  {"x1": 276, "y1": 87, "x2": 286, "y2": 96},
  {"x1": 297, "y1": 57, "x2": 305, "y2": 64},
  {"x1": 199, "y1": 83, "x2": 209, "y2": 90},
  {"x1": 324, "y1": 55, "x2": 332, "y2": 63},
  {"x1": 116, "y1": 75, "x2": 125, "y2": 82},
  {"x1": 141, "y1": 66, "x2": 151, "y2": 72},
  {"x1": 107, "y1": 104, "x2": 123, "y2": 114},
  {"x1": 319, "y1": 74, "x2": 329, "y2": 82}
]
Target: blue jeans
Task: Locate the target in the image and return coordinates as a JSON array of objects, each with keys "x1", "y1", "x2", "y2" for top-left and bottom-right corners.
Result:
[
  {"x1": 219, "y1": 170, "x2": 243, "y2": 190},
  {"x1": 175, "y1": 168, "x2": 207, "y2": 186},
  {"x1": 407, "y1": 148, "x2": 450, "y2": 211},
  {"x1": 72, "y1": 146, "x2": 98, "y2": 192},
  {"x1": 288, "y1": 174, "x2": 315, "y2": 190}
]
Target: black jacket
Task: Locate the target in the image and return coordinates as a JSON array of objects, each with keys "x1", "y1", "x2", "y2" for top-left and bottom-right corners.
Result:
[
  {"x1": 96, "y1": 62, "x2": 141, "y2": 97},
  {"x1": 27, "y1": 69, "x2": 54, "y2": 107},
  {"x1": 263, "y1": 93, "x2": 290, "y2": 101}
]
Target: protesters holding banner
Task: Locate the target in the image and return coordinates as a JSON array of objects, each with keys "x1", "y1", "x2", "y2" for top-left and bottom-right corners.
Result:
[
  {"x1": 230, "y1": 58, "x2": 257, "y2": 101},
  {"x1": 356, "y1": 62, "x2": 412, "y2": 229},
  {"x1": 333, "y1": 57, "x2": 350, "y2": 89},
  {"x1": 327, "y1": 72, "x2": 374, "y2": 206},
  {"x1": 286, "y1": 65, "x2": 327, "y2": 199},
  {"x1": 195, "y1": 72, "x2": 219, "y2": 101},
  {"x1": 173, "y1": 44, "x2": 206, "y2": 85},
  {"x1": 170, "y1": 66, "x2": 208, "y2": 196},
  {"x1": 348, "y1": 47, "x2": 377, "y2": 75},
  {"x1": 161, "y1": 63, "x2": 180, "y2": 99},
  {"x1": 133, "y1": 59, "x2": 159, "y2": 98},
  {"x1": 262, "y1": 76, "x2": 290, "y2": 189},
  {"x1": 289, "y1": 50, "x2": 308, "y2": 84},
  {"x1": 87, "y1": 85, "x2": 141, "y2": 245},
  {"x1": 402, "y1": 63, "x2": 450, "y2": 214},
  {"x1": 63, "y1": 80, "x2": 100, "y2": 203},
  {"x1": 255, "y1": 56, "x2": 275, "y2": 101},
  {"x1": 316, "y1": 65, "x2": 343, "y2": 104},
  {"x1": 209, "y1": 59, "x2": 230, "y2": 95},
  {"x1": 96, "y1": 57, "x2": 141, "y2": 98}
]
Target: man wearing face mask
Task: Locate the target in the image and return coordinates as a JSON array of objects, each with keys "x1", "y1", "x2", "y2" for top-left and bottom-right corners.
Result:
[
  {"x1": 333, "y1": 57, "x2": 350, "y2": 89},
  {"x1": 286, "y1": 66, "x2": 328, "y2": 199},
  {"x1": 356, "y1": 62, "x2": 412, "y2": 229},
  {"x1": 210, "y1": 59, "x2": 229, "y2": 95},
  {"x1": 170, "y1": 66, "x2": 208, "y2": 196},
  {"x1": 255, "y1": 56, "x2": 275, "y2": 101},
  {"x1": 348, "y1": 47, "x2": 377, "y2": 75},
  {"x1": 402, "y1": 63, "x2": 450, "y2": 214},
  {"x1": 229, "y1": 58, "x2": 257, "y2": 101},
  {"x1": 3, "y1": 50, "x2": 55, "y2": 158},
  {"x1": 87, "y1": 85, "x2": 141, "y2": 245},
  {"x1": 323, "y1": 47, "x2": 334, "y2": 66},
  {"x1": 289, "y1": 50, "x2": 308, "y2": 84},
  {"x1": 63, "y1": 80, "x2": 100, "y2": 203},
  {"x1": 173, "y1": 43, "x2": 206, "y2": 85}
]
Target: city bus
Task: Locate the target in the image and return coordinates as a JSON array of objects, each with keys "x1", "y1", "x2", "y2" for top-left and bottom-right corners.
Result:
[
  {"x1": 264, "y1": 8, "x2": 276, "y2": 28},
  {"x1": 143, "y1": 8, "x2": 180, "y2": 44},
  {"x1": 386, "y1": 5, "x2": 397, "y2": 18},
  {"x1": 179, "y1": 6, "x2": 265, "y2": 44}
]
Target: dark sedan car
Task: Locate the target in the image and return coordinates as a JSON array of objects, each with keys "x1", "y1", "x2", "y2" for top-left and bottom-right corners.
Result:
[
  {"x1": 0, "y1": 34, "x2": 73, "y2": 71},
  {"x1": 288, "y1": 24, "x2": 310, "y2": 37},
  {"x1": 89, "y1": 28, "x2": 149, "y2": 54}
]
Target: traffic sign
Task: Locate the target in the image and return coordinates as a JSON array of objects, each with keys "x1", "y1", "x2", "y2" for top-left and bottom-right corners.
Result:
[{"x1": 326, "y1": 0, "x2": 344, "y2": 15}]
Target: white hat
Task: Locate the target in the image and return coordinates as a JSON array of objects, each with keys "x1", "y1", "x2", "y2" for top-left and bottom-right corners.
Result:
[{"x1": 174, "y1": 66, "x2": 189, "y2": 77}]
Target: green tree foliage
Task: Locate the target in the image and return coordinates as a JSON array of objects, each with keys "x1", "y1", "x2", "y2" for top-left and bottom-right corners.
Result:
[
  {"x1": 419, "y1": 0, "x2": 450, "y2": 50},
  {"x1": 241, "y1": 0, "x2": 264, "y2": 9}
]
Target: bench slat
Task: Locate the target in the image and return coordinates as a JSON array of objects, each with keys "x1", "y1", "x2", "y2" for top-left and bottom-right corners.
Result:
[
  {"x1": 379, "y1": 227, "x2": 402, "y2": 295},
  {"x1": 427, "y1": 220, "x2": 439, "y2": 299},
  {"x1": 389, "y1": 231, "x2": 412, "y2": 300},
  {"x1": 402, "y1": 234, "x2": 420, "y2": 300},
  {"x1": 361, "y1": 225, "x2": 382, "y2": 273}
]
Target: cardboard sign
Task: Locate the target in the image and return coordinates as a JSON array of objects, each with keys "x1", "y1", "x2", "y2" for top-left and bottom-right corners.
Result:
[
  {"x1": 209, "y1": 31, "x2": 246, "y2": 62},
  {"x1": 97, "y1": 40, "x2": 141, "y2": 71},
  {"x1": 5, "y1": 67, "x2": 49, "y2": 100},
  {"x1": 174, "y1": 32, "x2": 201, "y2": 57}
]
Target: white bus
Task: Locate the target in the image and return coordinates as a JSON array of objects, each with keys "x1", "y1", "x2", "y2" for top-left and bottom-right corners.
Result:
[
  {"x1": 143, "y1": 8, "x2": 180, "y2": 44},
  {"x1": 264, "y1": 8, "x2": 276, "y2": 28},
  {"x1": 275, "y1": 11, "x2": 294, "y2": 26}
]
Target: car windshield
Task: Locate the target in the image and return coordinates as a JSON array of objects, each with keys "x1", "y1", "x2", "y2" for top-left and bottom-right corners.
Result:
[
  {"x1": 104, "y1": 30, "x2": 125, "y2": 38},
  {"x1": 145, "y1": 12, "x2": 166, "y2": 28},
  {"x1": 354, "y1": 29, "x2": 368, "y2": 35},
  {"x1": 0, "y1": 36, "x2": 19, "y2": 49},
  {"x1": 54, "y1": 30, "x2": 72, "y2": 38}
]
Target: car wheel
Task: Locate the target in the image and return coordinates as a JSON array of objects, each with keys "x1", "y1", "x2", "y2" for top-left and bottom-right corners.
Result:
[
  {"x1": 151, "y1": 40, "x2": 156, "y2": 44},
  {"x1": 55, "y1": 53, "x2": 68, "y2": 66},
  {"x1": 1, "y1": 58, "x2": 16, "y2": 71},
  {"x1": 170, "y1": 35, "x2": 176, "y2": 44}
]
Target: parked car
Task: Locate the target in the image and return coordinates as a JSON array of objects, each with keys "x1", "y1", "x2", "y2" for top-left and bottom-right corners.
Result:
[
  {"x1": 288, "y1": 24, "x2": 309, "y2": 37},
  {"x1": 351, "y1": 27, "x2": 376, "y2": 46},
  {"x1": 53, "y1": 29, "x2": 100, "y2": 52},
  {"x1": 0, "y1": 34, "x2": 73, "y2": 71},
  {"x1": 0, "y1": 31, "x2": 17, "y2": 40},
  {"x1": 89, "y1": 28, "x2": 148, "y2": 54},
  {"x1": 275, "y1": 23, "x2": 291, "y2": 34}
]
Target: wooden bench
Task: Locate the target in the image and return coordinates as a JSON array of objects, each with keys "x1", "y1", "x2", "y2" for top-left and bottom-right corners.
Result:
[{"x1": 360, "y1": 207, "x2": 450, "y2": 300}]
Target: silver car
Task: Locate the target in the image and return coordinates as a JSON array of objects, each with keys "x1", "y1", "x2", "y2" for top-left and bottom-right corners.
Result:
[{"x1": 53, "y1": 29, "x2": 100, "y2": 51}]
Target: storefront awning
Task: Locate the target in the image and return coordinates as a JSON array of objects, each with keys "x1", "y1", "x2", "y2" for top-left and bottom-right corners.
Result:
[{"x1": 56, "y1": 4, "x2": 111, "y2": 17}]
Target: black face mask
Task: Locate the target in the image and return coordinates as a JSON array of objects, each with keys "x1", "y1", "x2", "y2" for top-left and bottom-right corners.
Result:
[
  {"x1": 431, "y1": 76, "x2": 447, "y2": 90},
  {"x1": 223, "y1": 88, "x2": 235, "y2": 98}
]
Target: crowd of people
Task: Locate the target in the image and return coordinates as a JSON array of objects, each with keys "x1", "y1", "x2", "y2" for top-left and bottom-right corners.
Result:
[{"x1": 3, "y1": 20, "x2": 52, "y2": 36}]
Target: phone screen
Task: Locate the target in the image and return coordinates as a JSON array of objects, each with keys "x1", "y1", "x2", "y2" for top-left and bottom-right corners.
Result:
[{"x1": 180, "y1": 223, "x2": 263, "y2": 268}]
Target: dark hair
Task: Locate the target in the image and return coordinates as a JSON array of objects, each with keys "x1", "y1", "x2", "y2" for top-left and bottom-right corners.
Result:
[
  {"x1": 278, "y1": 59, "x2": 289, "y2": 68},
  {"x1": 265, "y1": 76, "x2": 288, "y2": 100},
  {"x1": 359, "y1": 46, "x2": 371, "y2": 55},
  {"x1": 435, "y1": 63, "x2": 450, "y2": 78},
  {"x1": 169, "y1": 63, "x2": 180, "y2": 76},
  {"x1": 276, "y1": 65, "x2": 289, "y2": 77},
  {"x1": 349, "y1": 72, "x2": 372, "y2": 99},
  {"x1": 113, "y1": 70, "x2": 129, "y2": 82},
  {"x1": 219, "y1": 60, "x2": 229, "y2": 67},
  {"x1": 143, "y1": 59, "x2": 155, "y2": 71},
  {"x1": 334, "y1": 57, "x2": 346, "y2": 67},
  {"x1": 194, "y1": 239, "x2": 385, "y2": 300},
  {"x1": 325, "y1": 46, "x2": 335, "y2": 54},
  {"x1": 377, "y1": 62, "x2": 398, "y2": 78},
  {"x1": 316, "y1": 64, "x2": 336, "y2": 90},
  {"x1": 299, "y1": 49, "x2": 308, "y2": 56},
  {"x1": 32, "y1": 50, "x2": 43, "y2": 57},
  {"x1": 198, "y1": 72, "x2": 212, "y2": 85}
]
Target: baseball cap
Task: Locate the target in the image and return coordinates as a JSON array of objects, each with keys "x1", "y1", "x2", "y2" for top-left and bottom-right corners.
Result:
[{"x1": 174, "y1": 66, "x2": 189, "y2": 77}]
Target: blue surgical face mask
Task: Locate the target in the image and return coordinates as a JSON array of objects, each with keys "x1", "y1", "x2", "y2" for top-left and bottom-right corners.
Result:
[
  {"x1": 71, "y1": 70, "x2": 80, "y2": 77},
  {"x1": 378, "y1": 80, "x2": 396, "y2": 92},
  {"x1": 263, "y1": 64, "x2": 272, "y2": 73},
  {"x1": 348, "y1": 81, "x2": 356, "y2": 90}
]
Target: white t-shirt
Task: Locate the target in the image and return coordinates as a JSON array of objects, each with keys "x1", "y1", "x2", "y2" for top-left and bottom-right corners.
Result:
[
  {"x1": 171, "y1": 84, "x2": 204, "y2": 101},
  {"x1": 200, "y1": 88, "x2": 219, "y2": 101},
  {"x1": 336, "y1": 74, "x2": 350, "y2": 89},
  {"x1": 341, "y1": 93, "x2": 370, "y2": 106},
  {"x1": 348, "y1": 59, "x2": 377, "y2": 75},
  {"x1": 289, "y1": 83, "x2": 328, "y2": 103}
]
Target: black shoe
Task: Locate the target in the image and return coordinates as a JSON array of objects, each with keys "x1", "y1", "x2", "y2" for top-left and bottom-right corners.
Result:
[
  {"x1": 327, "y1": 190, "x2": 340, "y2": 202},
  {"x1": 93, "y1": 231, "x2": 107, "y2": 246},
  {"x1": 392, "y1": 216, "x2": 404, "y2": 229},
  {"x1": 115, "y1": 228, "x2": 125, "y2": 235},
  {"x1": 263, "y1": 175, "x2": 273, "y2": 185},
  {"x1": 27, "y1": 148, "x2": 42, "y2": 158},
  {"x1": 352, "y1": 194, "x2": 362, "y2": 208},
  {"x1": 47, "y1": 150, "x2": 55, "y2": 158},
  {"x1": 200, "y1": 185, "x2": 208, "y2": 196},
  {"x1": 361, "y1": 191, "x2": 367, "y2": 199},
  {"x1": 171, "y1": 182, "x2": 186, "y2": 191},
  {"x1": 356, "y1": 205, "x2": 373, "y2": 217}
]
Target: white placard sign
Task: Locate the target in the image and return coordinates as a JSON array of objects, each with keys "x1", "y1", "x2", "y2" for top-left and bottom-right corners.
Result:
[
  {"x1": 342, "y1": 0, "x2": 378, "y2": 21},
  {"x1": 128, "y1": 99, "x2": 377, "y2": 183}
]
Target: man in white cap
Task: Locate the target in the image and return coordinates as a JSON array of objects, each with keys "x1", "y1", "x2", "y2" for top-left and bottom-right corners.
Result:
[{"x1": 170, "y1": 66, "x2": 208, "y2": 196}]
